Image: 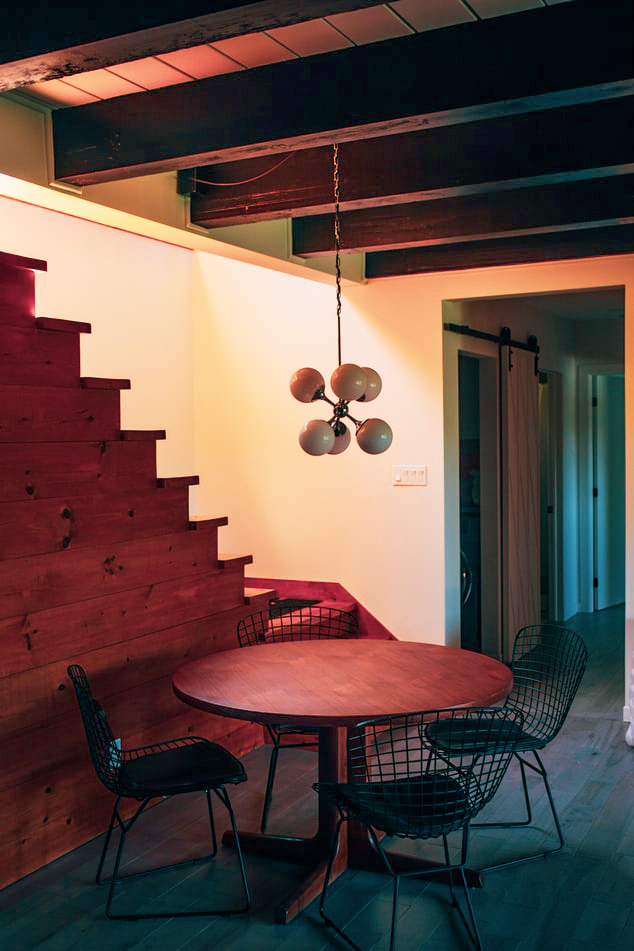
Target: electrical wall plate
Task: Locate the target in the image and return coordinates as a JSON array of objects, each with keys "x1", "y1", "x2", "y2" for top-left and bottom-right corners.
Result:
[{"x1": 392, "y1": 465, "x2": 427, "y2": 486}]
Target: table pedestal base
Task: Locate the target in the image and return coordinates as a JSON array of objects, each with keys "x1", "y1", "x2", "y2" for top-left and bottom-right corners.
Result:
[{"x1": 223, "y1": 726, "x2": 483, "y2": 923}]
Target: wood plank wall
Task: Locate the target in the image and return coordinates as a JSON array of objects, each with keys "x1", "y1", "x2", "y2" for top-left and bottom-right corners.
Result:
[{"x1": 0, "y1": 250, "x2": 270, "y2": 889}]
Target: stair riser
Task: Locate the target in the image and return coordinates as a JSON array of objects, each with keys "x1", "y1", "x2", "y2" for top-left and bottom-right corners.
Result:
[
  {"x1": 0, "y1": 487, "x2": 194, "y2": 560},
  {"x1": 0, "y1": 440, "x2": 158, "y2": 500},
  {"x1": 0, "y1": 263, "x2": 35, "y2": 325},
  {"x1": 1, "y1": 325, "x2": 81, "y2": 387},
  {"x1": 0, "y1": 384, "x2": 121, "y2": 442}
]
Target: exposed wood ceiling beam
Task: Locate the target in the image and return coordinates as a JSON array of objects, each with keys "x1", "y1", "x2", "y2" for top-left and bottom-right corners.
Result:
[
  {"x1": 364, "y1": 225, "x2": 634, "y2": 278},
  {"x1": 52, "y1": 1, "x2": 633, "y2": 185},
  {"x1": 0, "y1": 1, "x2": 381, "y2": 90},
  {"x1": 291, "y1": 175, "x2": 634, "y2": 256},
  {"x1": 187, "y1": 97, "x2": 634, "y2": 227}
]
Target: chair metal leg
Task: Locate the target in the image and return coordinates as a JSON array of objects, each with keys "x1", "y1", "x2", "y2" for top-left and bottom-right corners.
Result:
[
  {"x1": 455, "y1": 827, "x2": 483, "y2": 951},
  {"x1": 261, "y1": 736, "x2": 281, "y2": 833},
  {"x1": 389, "y1": 870, "x2": 400, "y2": 951},
  {"x1": 319, "y1": 818, "x2": 483, "y2": 951},
  {"x1": 97, "y1": 789, "x2": 250, "y2": 919},
  {"x1": 318, "y1": 815, "x2": 365, "y2": 951},
  {"x1": 476, "y1": 750, "x2": 565, "y2": 873}
]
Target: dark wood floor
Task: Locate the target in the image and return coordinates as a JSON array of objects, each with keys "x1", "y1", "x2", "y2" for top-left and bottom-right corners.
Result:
[{"x1": 1, "y1": 606, "x2": 632, "y2": 951}]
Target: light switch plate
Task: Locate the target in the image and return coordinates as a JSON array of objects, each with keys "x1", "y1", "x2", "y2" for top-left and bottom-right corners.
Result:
[{"x1": 392, "y1": 465, "x2": 427, "y2": 486}]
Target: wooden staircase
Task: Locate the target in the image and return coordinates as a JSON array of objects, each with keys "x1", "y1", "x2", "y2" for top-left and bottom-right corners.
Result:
[{"x1": 0, "y1": 249, "x2": 271, "y2": 890}]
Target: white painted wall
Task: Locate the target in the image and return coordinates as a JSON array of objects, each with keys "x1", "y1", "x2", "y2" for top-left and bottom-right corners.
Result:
[
  {"x1": 0, "y1": 192, "x2": 196, "y2": 478},
  {"x1": 1, "y1": 183, "x2": 633, "y2": 715}
]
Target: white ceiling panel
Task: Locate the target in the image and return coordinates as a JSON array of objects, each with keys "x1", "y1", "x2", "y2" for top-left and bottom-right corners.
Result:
[
  {"x1": 23, "y1": 78, "x2": 100, "y2": 106},
  {"x1": 468, "y1": 0, "x2": 543, "y2": 18},
  {"x1": 325, "y1": 5, "x2": 413, "y2": 44},
  {"x1": 157, "y1": 45, "x2": 245, "y2": 79},
  {"x1": 60, "y1": 68, "x2": 143, "y2": 99},
  {"x1": 265, "y1": 19, "x2": 354, "y2": 56},
  {"x1": 107, "y1": 57, "x2": 190, "y2": 90},
  {"x1": 211, "y1": 33, "x2": 298, "y2": 68},
  {"x1": 388, "y1": 0, "x2": 476, "y2": 32}
]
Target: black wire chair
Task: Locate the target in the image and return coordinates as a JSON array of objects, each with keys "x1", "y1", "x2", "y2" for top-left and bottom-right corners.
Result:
[
  {"x1": 315, "y1": 707, "x2": 523, "y2": 951},
  {"x1": 237, "y1": 605, "x2": 358, "y2": 832},
  {"x1": 427, "y1": 624, "x2": 588, "y2": 872},
  {"x1": 67, "y1": 664, "x2": 251, "y2": 920}
]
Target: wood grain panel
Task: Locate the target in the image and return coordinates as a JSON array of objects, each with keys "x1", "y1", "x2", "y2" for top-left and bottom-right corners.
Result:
[
  {"x1": 0, "y1": 716, "x2": 260, "y2": 890},
  {"x1": 0, "y1": 565, "x2": 247, "y2": 678},
  {"x1": 1, "y1": 599, "x2": 255, "y2": 736},
  {"x1": 292, "y1": 175, "x2": 634, "y2": 255},
  {"x1": 0, "y1": 439, "x2": 158, "y2": 501},
  {"x1": 0, "y1": 529, "x2": 229, "y2": 620},
  {"x1": 0, "y1": 384, "x2": 121, "y2": 442},
  {"x1": 0, "y1": 261, "x2": 36, "y2": 324},
  {"x1": 0, "y1": 677, "x2": 260, "y2": 794},
  {"x1": 0, "y1": 254, "x2": 261, "y2": 891},
  {"x1": 52, "y1": 2, "x2": 634, "y2": 183},
  {"x1": 0, "y1": 325, "x2": 81, "y2": 387},
  {"x1": 189, "y1": 98, "x2": 634, "y2": 226},
  {"x1": 0, "y1": 487, "x2": 191, "y2": 559}
]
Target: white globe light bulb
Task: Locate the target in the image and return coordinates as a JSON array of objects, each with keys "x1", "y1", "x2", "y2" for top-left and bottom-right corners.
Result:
[
  {"x1": 299, "y1": 419, "x2": 335, "y2": 455},
  {"x1": 357, "y1": 367, "x2": 382, "y2": 402},
  {"x1": 331, "y1": 363, "x2": 368, "y2": 401},
  {"x1": 328, "y1": 422, "x2": 351, "y2": 454},
  {"x1": 290, "y1": 367, "x2": 325, "y2": 403},
  {"x1": 356, "y1": 418, "x2": 393, "y2": 454}
]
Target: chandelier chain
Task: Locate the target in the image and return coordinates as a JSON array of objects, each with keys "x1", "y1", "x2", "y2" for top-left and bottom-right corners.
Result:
[{"x1": 333, "y1": 143, "x2": 342, "y2": 367}]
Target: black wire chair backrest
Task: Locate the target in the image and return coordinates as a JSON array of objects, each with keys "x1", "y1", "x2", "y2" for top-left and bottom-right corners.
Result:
[
  {"x1": 237, "y1": 605, "x2": 359, "y2": 647},
  {"x1": 346, "y1": 707, "x2": 523, "y2": 840},
  {"x1": 505, "y1": 624, "x2": 588, "y2": 744},
  {"x1": 67, "y1": 664, "x2": 123, "y2": 795}
]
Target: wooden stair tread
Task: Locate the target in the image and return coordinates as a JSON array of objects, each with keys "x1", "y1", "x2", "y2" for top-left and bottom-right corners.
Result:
[
  {"x1": 188, "y1": 515, "x2": 229, "y2": 530},
  {"x1": 157, "y1": 475, "x2": 200, "y2": 488},
  {"x1": 0, "y1": 251, "x2": 47, "y2": 272},
  {"x1": 245, "y1": 586, "x2": 276, "y2": 601},
  {"x1": 35, "y1": 316, "x2": 92, "y2": 334},
  {"x1": 219, "y1": 553, "x2": 254, "y2": 568},
  {"x1": 81, "y1": 377, "x2": 131, "y2": 390},
  {"x1": 120, "y1": 430, "x2": 166, "y2": 441}
]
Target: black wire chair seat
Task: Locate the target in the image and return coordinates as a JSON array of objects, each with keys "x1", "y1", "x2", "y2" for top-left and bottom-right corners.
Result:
[
  {"x1": 117, "y1": 737, "x2": 246, "y2": 797},
  {"x1": 67, "y1": 664, "x2": 251, "y2": 920},
  {"x1": 426, "y1": 624, "x2": 588, "y2": 872},
  {"x1": 425, "y1": 715, "x2": 525, "y2": 755},
  {"x1": 319, "y1": 773, "x2": 472, "y2": 839},
  {"x1": 314, "y1": 707, "x2": 523, "y2": 951},
  {"x1": 237, "y1": 604, "x2": 359, "y2": 832}
]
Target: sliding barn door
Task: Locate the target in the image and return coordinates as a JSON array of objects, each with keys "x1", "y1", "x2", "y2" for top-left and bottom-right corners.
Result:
[{"x1": 501, "y1": 344, "x2": 541, "y2": 659}]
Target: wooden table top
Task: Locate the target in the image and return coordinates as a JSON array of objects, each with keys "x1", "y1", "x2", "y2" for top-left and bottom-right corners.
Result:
[{"x1": 172, "y1": 639, "x2": 512, "y2": 728}]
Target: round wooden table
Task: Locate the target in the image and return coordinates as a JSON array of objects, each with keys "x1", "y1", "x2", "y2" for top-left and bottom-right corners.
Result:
[{"x1": 173, "y1": 639, "x2": 512, "y2": 923}]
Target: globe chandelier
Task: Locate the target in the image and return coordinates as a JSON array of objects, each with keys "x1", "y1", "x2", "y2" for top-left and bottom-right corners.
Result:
[{"x1": 290, "y1": 144, "x2": 393, "y2": 456}]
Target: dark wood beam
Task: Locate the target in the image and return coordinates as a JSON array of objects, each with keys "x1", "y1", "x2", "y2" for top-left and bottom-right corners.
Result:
[
  {"x1": 292, "y1": 176, "x2": 634, "y2": 256},
  {"x1": 188, "y1": 97, "x2": 634, "y2": 226},
  {"x1": 52, "y1": 1, "x2": 634, "y2": 185},
  {"x1": 0, "y1": 1, "x2": 381, "y2": 91},
  {"x1": 364, "y1": 225, "x2": 634, "y2": 278}
]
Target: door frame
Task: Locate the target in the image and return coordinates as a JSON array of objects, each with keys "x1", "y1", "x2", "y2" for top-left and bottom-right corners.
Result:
[
  {"x1": 577, "y1": 362, "x2": 625, "y2": 613},
  {"x1": 539, "y1": 369, "x2": 564, "y2": 622},
  {"x1": 443, "y1": 318, "x2": 501, "y2": 657}
]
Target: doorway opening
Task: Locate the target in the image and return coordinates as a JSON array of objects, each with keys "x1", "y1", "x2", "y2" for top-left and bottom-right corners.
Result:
[{"x1": 444, "y1": 287, "x2": 625, "y2": 662}]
